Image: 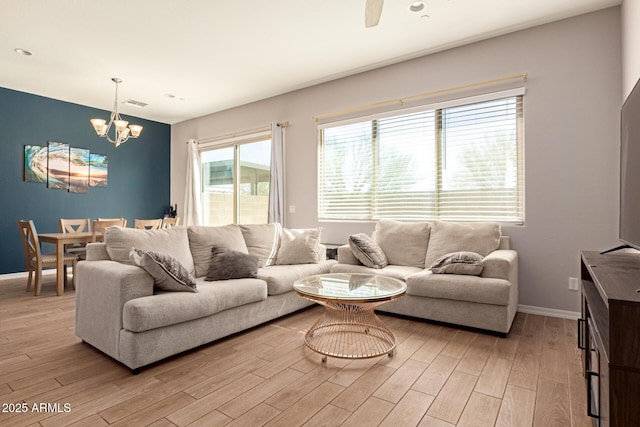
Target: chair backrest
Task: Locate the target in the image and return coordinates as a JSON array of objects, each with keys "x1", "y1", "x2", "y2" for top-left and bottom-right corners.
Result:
[
  {"x1": 59, "y1": 218, "x2": 91, "y2": 234},
  {"x1": 161, "y1": 217, "x2": 180, "y2": 228},
  {"x1": 92, "y1": 219, "x2": 126, "y2": 242},
  {"x1": 17, "y1": 220, "x2": 41, "y2": 268},
  {"x1": 97, "y1": 218, "x2": 127, "y2": 227},
  {"x1": 134, "y1": 219, "x2": 163, "y2": 230}
]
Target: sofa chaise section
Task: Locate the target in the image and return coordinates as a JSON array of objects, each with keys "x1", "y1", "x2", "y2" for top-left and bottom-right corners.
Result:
[{"x1": 331, "y1": 220, "x2": 519, "y2": 335}]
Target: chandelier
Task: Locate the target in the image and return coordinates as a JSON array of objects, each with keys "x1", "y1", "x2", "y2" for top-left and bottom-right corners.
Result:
[{"x1": 90, "y1": 78, "x2": 143, "y2": 147}]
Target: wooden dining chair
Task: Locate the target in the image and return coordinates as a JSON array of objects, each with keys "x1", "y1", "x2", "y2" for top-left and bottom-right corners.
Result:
[
  {"x1": 17, "y1": 220, "x2": 78, "y2": 296},
  {"x1": 97, "y1": 218, "x2": 127, "y2": 227},
  {"x1": 134, "y1": 219, "x2": 163, "y2": 230},
  {"x1": 59, "y1": 218, "x2": 90, "y2": 259},
  {"x1": 92, "y1": 219, "x2": 126, "y2": 242},
  {"x1": 161, "y1": 217, "x2": 180, "y2": 228}
]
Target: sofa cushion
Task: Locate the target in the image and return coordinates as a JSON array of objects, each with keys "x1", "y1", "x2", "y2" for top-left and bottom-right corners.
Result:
[
  {"x1": 240, "y1": 223, "x2": 282, "y2": 267},
  {"x1": 105, "y1": 226, "x2": 195, "y2": 275},
  {"x1": 430, "y1": 251, "x2": 484, "y2": 276},
  {"x1": 130, "y1": 248, "x2": 198, "y2": 293},
  {"x1": 205, "y1": 247, "x2": 258, "y2": 281},
  {"x1": 373, "y1": 220, "x2": 430, "y2": 268},
  {"x1": 122, "y1": 278, "x2": 268, "y2": 332},
  {"x1": 331, "y1": 263, "x2": 422, "y2": 282},
  {"x1": 349, "y1": 233, "x2": 388, "y2": 269},
  {"x1": 275, "y1": 227, "x2": 322, "y2": 265},
  {"x1": 257, "y1": 260, "x2": 337, "y2": 295},
  {"x1": 424, "y1": 221, "x2": 501, "y2": 268},
  {"x1": 406, "y1": 270, "x2": 511, "y2": 305},
  {"x1": 187, "y1": 225, "x2": 248, "y2": 278}
]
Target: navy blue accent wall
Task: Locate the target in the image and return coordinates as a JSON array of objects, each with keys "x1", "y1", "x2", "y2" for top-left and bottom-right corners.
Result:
[{"x1": 0, "y1": 87, "x2": 171, "y2": 274}]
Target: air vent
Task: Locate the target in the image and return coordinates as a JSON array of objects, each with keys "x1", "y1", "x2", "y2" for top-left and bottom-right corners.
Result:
[{"x1": 122, "y1": 99, "x2": 147, "y2": 108}]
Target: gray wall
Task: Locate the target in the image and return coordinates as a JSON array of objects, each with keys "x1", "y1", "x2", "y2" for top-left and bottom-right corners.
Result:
[{"x1": 171, "y1": 8, "x2": 622, "y2": 314}]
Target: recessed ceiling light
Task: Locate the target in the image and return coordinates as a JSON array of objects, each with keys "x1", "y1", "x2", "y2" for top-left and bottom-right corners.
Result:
[
  {"x1": 14, "y1": 48, "x2": 32, "y2": 56},
  {"x1": 408, "y1": 1, "x2": 425, "y2": 13},
  {"x1": 164, "y1": 93, "x2": 176, "y2": 98}
]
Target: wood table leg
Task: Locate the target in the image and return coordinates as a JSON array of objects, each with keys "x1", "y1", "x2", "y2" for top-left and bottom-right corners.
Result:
[{"x1": 56, "y1": 240, "x2": 64, "y2": 296}]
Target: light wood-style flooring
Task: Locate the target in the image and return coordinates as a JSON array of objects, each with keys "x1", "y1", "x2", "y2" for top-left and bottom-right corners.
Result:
[{"x1": 0, "y1": 273, "x2": 591, "y2": 427}]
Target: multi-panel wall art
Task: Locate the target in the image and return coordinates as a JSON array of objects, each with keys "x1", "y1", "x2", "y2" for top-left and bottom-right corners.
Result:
[{"x1": 23, "y1": 141, "x2": 108, "y2": 192}]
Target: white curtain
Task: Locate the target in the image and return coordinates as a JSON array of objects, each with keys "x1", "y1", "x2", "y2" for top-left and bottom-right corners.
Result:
[
  {"x1": 184, "y1": 139, "x2": 201, "y2": 226},
  {"x1": 268, "y1": 123, "x2": 285, "y2": 224}
]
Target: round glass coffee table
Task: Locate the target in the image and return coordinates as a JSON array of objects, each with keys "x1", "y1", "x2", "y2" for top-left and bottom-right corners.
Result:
[{"x1": 294, "y1": 273, "x2": 406, "y2": 362}]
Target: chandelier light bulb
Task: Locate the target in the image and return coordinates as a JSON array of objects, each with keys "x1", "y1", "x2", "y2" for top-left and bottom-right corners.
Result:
[
  {"x1": 114, "y1": 120, "x2": 129, "y2": 132},
  {"x1": 129, "y1": 125, "x2": 143, "y2": 137}
]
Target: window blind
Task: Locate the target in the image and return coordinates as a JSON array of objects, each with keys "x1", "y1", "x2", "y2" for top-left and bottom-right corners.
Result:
[{"x1": 318, "y1": 90, "x2": 524, "y2": 223}]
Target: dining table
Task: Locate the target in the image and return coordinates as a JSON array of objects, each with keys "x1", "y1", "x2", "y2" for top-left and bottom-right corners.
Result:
[{"x1": 38, "y1": 231, "x2": 95, "y2": 296}]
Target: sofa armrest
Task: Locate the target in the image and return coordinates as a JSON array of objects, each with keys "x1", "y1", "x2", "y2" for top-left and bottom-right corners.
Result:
[
  {"x1": 75, "y1": 260, "x2": 153, "y2": 361},
  {"x1": 85, "y1": 242, "x2": 110, "y2": 260},
  {"x1": 481, "y1": 249, "x2": 518, "y2": 282},
  {"x1": 337, "y1": 244, "x2": 362, "y2": 265}
]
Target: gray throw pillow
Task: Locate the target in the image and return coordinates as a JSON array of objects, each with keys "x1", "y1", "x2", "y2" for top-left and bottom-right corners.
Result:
[
  {"x1": 424, "y1": 221, "x2": 501, "y2": 268},
  {"x1": 205, "y1": 247, "x2": 259, "y2": 281},
  {"x1": 349, "y1": 233, "x2": 388, "y2": 269},
  {"x1": 130, "y1": 248, "x2": 198, "y2": 292},
  {"x1": 430, "y1": 251, "x2": 484, "y2": 276}
]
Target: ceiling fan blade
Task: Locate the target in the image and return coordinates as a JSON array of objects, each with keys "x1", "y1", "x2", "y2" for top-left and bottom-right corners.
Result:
[{"x1": 365, "y1": 0, "x2": 384, "y2": 28}]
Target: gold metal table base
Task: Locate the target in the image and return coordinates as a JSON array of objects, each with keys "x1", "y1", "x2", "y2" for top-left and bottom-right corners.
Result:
[{"x1": 304, "y1": 300, "x2": 397, "y2": 362}]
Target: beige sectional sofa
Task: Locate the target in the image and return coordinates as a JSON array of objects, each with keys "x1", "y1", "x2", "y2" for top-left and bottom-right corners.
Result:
[
  {"x1": 75, "y1": 224, "x2": 336, "y2": 372},
  {"x1": 331, "y1": 220, "x2": 519, "y2": 335}
]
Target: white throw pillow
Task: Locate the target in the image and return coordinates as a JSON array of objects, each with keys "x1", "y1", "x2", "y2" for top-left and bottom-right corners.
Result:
[{"x1": 275, "y1": 228, "x2": 322, "y2": 265}]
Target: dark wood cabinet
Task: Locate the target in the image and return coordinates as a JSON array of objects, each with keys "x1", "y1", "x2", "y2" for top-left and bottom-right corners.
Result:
[{"x1": 580, "y1": 251, "x2": 640, "y2": 426}]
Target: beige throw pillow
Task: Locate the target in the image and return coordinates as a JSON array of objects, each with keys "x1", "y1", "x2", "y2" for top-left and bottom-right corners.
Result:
[
  {"x1": 105, "y1": 226, "x2": 195, "y2": 275},
  {"x1": 240, "y1": 223, "x2": 282, "y2": 267},
  {"x1": 373, "y1": 220, "x2": 430, "y2": 268},
  {"x1": 187, "y1": 225, "x2": 248, "y2": 278},
  {"x1": 424, "y1": 221, "x2": 501, "y2": 268},
  {"x1": 275, "y1": 228, "x2": 321, "y2": 265}
]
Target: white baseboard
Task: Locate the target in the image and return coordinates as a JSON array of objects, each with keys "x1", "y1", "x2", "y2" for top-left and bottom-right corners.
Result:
[{"x1": 518, "y1": 304, "x2": 580, "y2": 320}]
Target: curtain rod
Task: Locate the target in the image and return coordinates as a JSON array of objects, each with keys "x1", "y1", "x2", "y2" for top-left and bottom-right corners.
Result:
[
  {"x1": 186, "y1": 121, "x2": 289, "y2": 144},
  {"x1": 312, "y1": 73, "x2": 528, "y2": 122}
]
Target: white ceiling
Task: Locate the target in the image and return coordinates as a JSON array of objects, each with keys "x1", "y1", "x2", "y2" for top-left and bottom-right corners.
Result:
[{"x1": 0, "y1": 0, "x2": 620, "y2": 125}]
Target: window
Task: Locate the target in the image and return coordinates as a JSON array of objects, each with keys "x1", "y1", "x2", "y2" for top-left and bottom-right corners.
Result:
[
  {"x1": 200, "y1": 138, "x2": 271, "y2": 226},
  {"x1": 318, "y1": 90, "x2": 524, "y2": 223}
]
